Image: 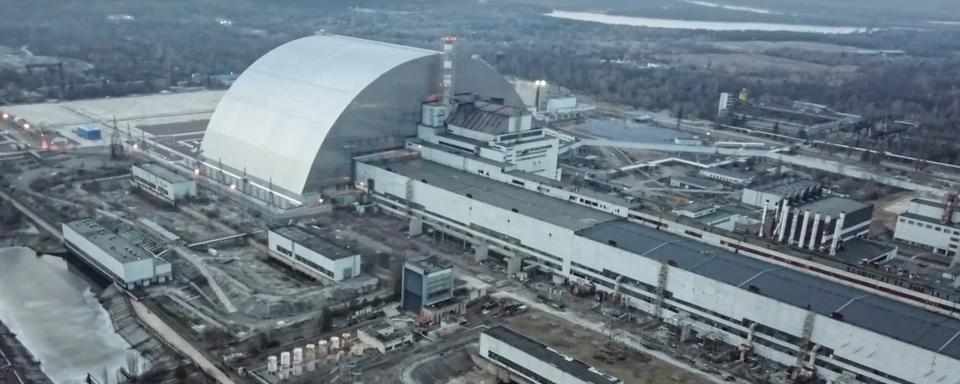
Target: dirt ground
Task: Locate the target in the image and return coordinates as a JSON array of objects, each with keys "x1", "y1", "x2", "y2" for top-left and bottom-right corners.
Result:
[{"x1": 506, "y1": 311, "x2": 712, "y2": 384}]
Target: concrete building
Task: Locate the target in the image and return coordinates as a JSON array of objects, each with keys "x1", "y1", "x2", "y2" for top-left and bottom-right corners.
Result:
[
  {"x1": 357, "y1": 322, "x2": 413, "y2": 354},
  {"x1": 199, "y1": 34, "x2": 525, "y2": 209},
  {"x1": 540, "y1": 96, "x2": 595, "y2": 123},
  {"x1": 669, "y1": 175, "x2": 723, "y2": 190},
  {"x1": 355, "y1": 155, "x2": 960, "y2": 384},
  {"x1": 698, "y1": 167, "x2": 754, "y2": 185},
  {"x1": 480, "y1": 326, "x2": 621, "y2": 384},
  {"x1": 131, "y1": 163, "x2": 197, "y2": 204},
  {"x1": 741, "y1": 179, "x2": 822, "y2": 207},
  {"x1": 415, "y1": 97, "x2": 561, "y2": 181},
  {"x1": 760, "y1": 196, "x2": 872, "y2": 254},
  {"x1": 894, "y1": 198, "x2": 960, "y2": 262},
  {"x1": 62, "y1": 219, "x2": 172, "y2": 288},
  {"x1": 401, "y1": 257, "x2": 454, "y2": 312},
  {"x1": 267, "y1": 226, "x2": 361, "y2": 281}
]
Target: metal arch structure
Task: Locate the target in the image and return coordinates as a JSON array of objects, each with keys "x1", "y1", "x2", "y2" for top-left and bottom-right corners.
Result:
[{"x1": 200, "y1": 34, "x2": 524, "y2": 206}]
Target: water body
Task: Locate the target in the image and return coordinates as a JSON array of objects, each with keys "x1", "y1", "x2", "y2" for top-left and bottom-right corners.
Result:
[
  {"x1": 571, "y1": 118, "x2": 683, "y2": 142},
  {"x1": 0, "y1": 247, "x2": 143, "y2": 384},
  {"x1": 547, "y1": 10, "x2": 868, "y2": 34}
]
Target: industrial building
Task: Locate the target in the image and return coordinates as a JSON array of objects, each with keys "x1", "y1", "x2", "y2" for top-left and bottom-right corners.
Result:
[
  {"x1": 355, "y1": 152, "x2": 959, "y2": 384},
  {"x1": 131, "y1": 163, "x2": 197, "y2": 204},
  {"x1": 479, "y1": 326, "x2": 622, "y2": 384},
  {"x1": 758, "y1": 196, "x2": 872, "y2": 255},
  {"x1": 198, "y1": 34, "x2": 525, "y2": 209},
  {"x1": 62, "y1": 219, "x2": 172, "y2": 288},
  {"x1": 540, "y1": 96, "x2": 595, "y2": 123},
  {"x1": 741, "y1": 179, "x2": 823, "y2": 207},
  {"x1": 356, "y1": 321, "x2": 413, "y2": 354},
  {"x1": 191, "y1": 33, "x2": 960, "y2": 383},
  {"x1": 698, "y1": 167, "x2": 755, "y2": 185},
  {"x1": 267, "y1": 226, "x2": 361, "y2": 281},
  {"x1": 74, "y1": 126, "x2": 101, "y2": 140},
  {"x1": 400, "y1": 256, "x2": 454, "y2": 313},
  {"x1": 894, "y1": 197, "x2": 960, "y2": 263}
]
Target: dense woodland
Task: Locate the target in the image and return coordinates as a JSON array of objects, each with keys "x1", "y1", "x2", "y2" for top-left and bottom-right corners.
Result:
[{"x1": 1, "y1": 0, "x2": 959, "y2": 161}]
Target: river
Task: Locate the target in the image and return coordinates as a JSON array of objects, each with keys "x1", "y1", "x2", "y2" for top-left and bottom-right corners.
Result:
[
  {"x1": 547, "y1": 10, "x2": 868, "y2": 34},
  {"x1": 0, "y1": 247, "x2": 144, "y2": 384}
]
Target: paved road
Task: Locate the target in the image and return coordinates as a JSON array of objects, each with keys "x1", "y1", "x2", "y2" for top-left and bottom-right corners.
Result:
[{"x1": 130, "y1": 300, "x2": 238, "y2": 384}]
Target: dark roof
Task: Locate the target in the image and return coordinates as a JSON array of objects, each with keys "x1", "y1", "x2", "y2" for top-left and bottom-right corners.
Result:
[
  {"x1": 407, "y1": 256, "x2": 452, "y2": 274},
  {"x1": 901, "y1": 212, "x2": 960, "y2": 230},
  {"x1": 483, "y1": 326, "x2": 621, "y2": 384},
  {"x1": 447, "y1": 101, "x2": 525, "y2": 134},
  {"x1": 578, "y1": 220, "x2": 960, "y2": 359},
  {"x1": 271, "y1": 226, "x2": 356, "y2": 260},
  {"x1": 799, "y1": 196, "x2": 870, "y2": 214},
  {"x1": 373, "y1": 158, "x2": 615, "y2": 231}
]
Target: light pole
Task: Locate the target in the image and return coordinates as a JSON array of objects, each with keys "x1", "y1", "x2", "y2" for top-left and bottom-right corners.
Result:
[{"x1": 534, "y1": 79, "x2": 547, "y2": 113}]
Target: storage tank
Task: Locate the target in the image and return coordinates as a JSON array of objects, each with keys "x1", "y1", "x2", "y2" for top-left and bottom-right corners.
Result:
[
  {"x1": 318, "y1": 340, "x2": 329, "y2": 356},
  {"x1": 267, "y1": 355, "x2": 278, "y2": 374},
  {"x1": 292, "y1": 365, "x2": 302, "y2": 377},
  {"x1": 330, "y1": 336, "x2": 341, "y2": 350},
  {"x1": 305, "y1": 344, "x2": 316, "y2": 360},
  {"x1": 280, "y1": 351, "x2": 291, "y2": 368},
  {"x1": 341, "y1": 333, "x2": 351, "y2": 349},
  {"x1": 292, "y1": 347, "x2": 303, "y2": 364}
]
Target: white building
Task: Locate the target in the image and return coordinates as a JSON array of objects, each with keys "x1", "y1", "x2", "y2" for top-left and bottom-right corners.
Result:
[
  {"x1": 541, "y1": 97, "x2": 595, "y2": 123},
  {"x1": 416, "y1": 98, "x2": 561, "y2": 181},
  {"x1": 267, "y1": 226, "x2": 361, "y2": 281},
  {"x1": 62, "y1": 219, "x2": 172, "y2": 288},
  {"x1": 894, "y1": 198, "x2": 960, "y2": 263},
  {"x1": 357, "y1": 322, "x2": 413, "y2": 354},
  {"x1": 480, "y1": 326, "x2": 621, "y2": 384},
  {"x1": 669, "y1": 176, "x2": 723, "y2": 190},
  {"x1": 131, "y1": 163, "x2": 197, "y2": 203},
  {"x1": 741, "y1": 179, "x2": 822, "y2": 207},
  {"x1": 698, "y1": 167, "x2": 755, "y2": 185},
  {"x1": 355, "y1": 155, "x2": 960, "y2": 384}
]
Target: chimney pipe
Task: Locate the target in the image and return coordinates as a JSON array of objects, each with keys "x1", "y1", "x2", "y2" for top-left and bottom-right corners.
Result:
[
  {"x1": 788, "y1": 208, "x2": 800, "y2": 245},
  {"x1": 777, "y1": 200, "x2": 790, "y2": 243},
  {"x1": 830, "y1": 212, "x2": 846, "y2": 256},
  {"x1": 808, "y1": 212, "x2": 821, "y2": 250}
]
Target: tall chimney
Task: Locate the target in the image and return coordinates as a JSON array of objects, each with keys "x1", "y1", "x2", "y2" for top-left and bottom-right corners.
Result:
[
  {"x1": 798, "y1": 210, "x2": 811, "y2": 248},
  {"x1": 788, "y1": 208, "x2": 800, "y2": 245},
  {"x1": 759, "y1": 200, "x2": 770, "y2": 237},
  {"x1": 830, "y1": 212, "x2": 846, "y2": 256},
  {"x1": 777, "y1": 200, "x2": 790, "y2": 243},
  {"x1": 808, "y1": 212, "x2": 821, "y2": 250},
  {"x1": 441, "y1": 36, "x2": 457, "y2": 109}
]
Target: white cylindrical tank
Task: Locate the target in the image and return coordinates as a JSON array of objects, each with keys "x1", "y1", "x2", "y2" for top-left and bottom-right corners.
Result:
[
  {"x1": 318, "y1": 340, "x2": 329, "y2": 355},
  {"x1": 280, "y1": 351, "x2": 291, "y2": 368},
  {"x1": 267, "y1": 355, "x2": 278, "y2": 374},
  {"x1": 305, "y1": 344, "x2": 316, "y2": 360},
  {"x1": 292, "y1": 365, "x2": 302, "y2": 377},
  {"x1": 341, "y1": 333, "x2": 351, "y2": 349},
  {"x1": 330, "y1": 336, "x2": 341, "y2": 350},
  {"x1": 293, "y1": 347, "x2": 303, "y2": 364}
]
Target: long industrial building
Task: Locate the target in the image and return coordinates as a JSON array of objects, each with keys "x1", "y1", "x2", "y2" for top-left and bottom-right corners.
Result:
[
  {"x1": 200, "y1": 34, "x2": 960, "y2": 384},
  {"x1": 355, "y1": 153, "x2": 960, "y2": 384},
  {"x1": 480, "y1": 326, "x2": 622, "y2": 384}
]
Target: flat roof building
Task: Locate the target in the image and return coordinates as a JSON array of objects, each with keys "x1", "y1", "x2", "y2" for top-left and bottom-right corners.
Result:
[
  {"x1": 62, "y1": 219, "x2": 172, "y2": 288},
  {"x1": 357, "y1": 321, "x2": 413, "y2": 354},
  {"x1": 356, "y1": 154, "x2": 960, "y2": 384},
  {"x1": 131, "y1": 163, "x2": 197, "y2": 204},
  {"x1": 267, "y1": 226, "x2": 360, "y2": 281},
  {"x1": 480, "y1": 326, "x2": 621, "y2": 384}
]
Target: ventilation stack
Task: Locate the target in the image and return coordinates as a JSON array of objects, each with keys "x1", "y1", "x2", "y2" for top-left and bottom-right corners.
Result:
[{"x1": 441, "y1": 36, "x2": 458, "y2": 109}]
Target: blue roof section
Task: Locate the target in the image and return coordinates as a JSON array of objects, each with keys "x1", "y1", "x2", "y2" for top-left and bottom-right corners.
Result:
[{"x1": 578, "y1": 220, "x2": 960, "y2": 359}]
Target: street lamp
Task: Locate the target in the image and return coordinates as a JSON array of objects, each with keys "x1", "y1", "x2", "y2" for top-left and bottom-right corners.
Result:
[{"x1": 534, "y1": 79, "x2": 547, "y2": 113}]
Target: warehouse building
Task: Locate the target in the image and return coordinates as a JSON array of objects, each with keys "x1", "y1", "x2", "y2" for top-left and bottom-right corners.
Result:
[
  {"x1": 355, "y1": 154, "x2": 960, "y2": 384},
  {"x1": 198, "y1": 34, "x2": 525, "y2": 209},
  {"x1": 131, "y1": 163, "x2": 197, "y2": 204},
  {"x1": 62, "y1": 219, "x2": 172, "y2": 288},
  {"x1": 480, "y1": 326, "x2": 621, "y2": 384},
  {"x1": 267, "y1": 226, "x2": 361, "y2": 281},
  {"x1": 401, "y1": 257, "x2": 454, "y2": 313}
]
